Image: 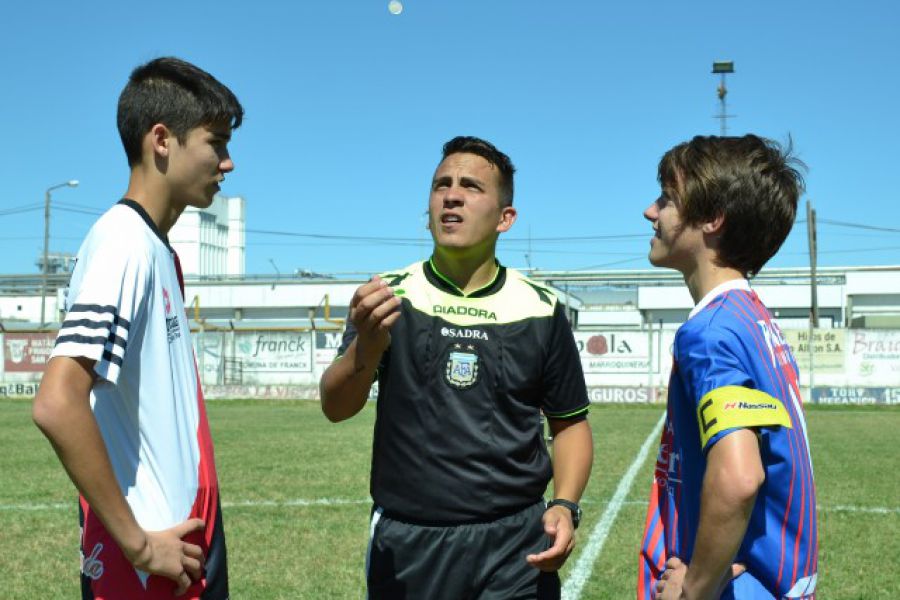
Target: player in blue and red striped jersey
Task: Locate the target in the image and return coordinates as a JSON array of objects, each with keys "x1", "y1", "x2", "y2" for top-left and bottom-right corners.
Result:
[{"x1": 637, "y1": 135, "x2": 818, "y2": 599}]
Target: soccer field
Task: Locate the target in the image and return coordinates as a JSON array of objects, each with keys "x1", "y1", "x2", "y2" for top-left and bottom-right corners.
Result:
[{"x1": 1, "y1": 400, "x2": 897, "y2": 599}]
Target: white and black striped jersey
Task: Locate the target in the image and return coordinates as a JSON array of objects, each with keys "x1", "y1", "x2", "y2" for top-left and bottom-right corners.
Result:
[
  {"x1": 339, "y1": 259, "x2": 590, "y2": 524},
  {"x1": 52, "y1": 199, "x2": 227, "y2": 599}
]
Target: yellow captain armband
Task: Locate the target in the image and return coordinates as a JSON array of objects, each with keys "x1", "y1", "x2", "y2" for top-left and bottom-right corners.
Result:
[{"x1": 696, "y1": 386, "x2": 792, "y2": 448}]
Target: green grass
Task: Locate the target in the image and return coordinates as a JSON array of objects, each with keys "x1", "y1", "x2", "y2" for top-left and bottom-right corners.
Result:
[{"x1": 1, "y1": 400, "x2": 898, "y2": 598}]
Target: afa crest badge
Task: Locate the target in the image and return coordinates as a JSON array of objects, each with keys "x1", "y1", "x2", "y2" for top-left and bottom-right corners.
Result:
[{"x1": 445, "y1": 344, "x2": 479, "y2": 389}]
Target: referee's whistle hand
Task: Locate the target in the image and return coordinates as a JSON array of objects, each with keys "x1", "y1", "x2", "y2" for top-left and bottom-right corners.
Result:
[
  {"x1": 349, "y1": 277, "x2": 402, "y2": 351},
  {"x1": 525, "y1": 507, "x2": 576, "y2": 572}
]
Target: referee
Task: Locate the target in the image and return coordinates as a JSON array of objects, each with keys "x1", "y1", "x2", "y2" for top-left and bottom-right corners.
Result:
[{"x1": 320, "y1": 136, "x2": 594, "y2": 599}]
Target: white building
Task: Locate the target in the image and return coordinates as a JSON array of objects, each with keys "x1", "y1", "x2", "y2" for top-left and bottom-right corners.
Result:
[
  {"x1": 169, "y1": 194, "x2": 245, "y2": 277},
  {"x1": 2, "y1": 265, "x2": 899, "y2": 402}
]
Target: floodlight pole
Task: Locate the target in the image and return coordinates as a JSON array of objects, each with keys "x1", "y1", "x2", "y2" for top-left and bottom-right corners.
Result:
[
  {"x1": 712, "y1": 61, "x2": 735, "y2": 135},
  {"x1": 41, "y1": 180, "x2": 79, "y2": 326}
]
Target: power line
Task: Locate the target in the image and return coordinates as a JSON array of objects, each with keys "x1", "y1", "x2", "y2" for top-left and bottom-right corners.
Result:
[
  {"x1": 247, "y1": 240, "x2": 648, "y2": 258},
  {"x1": 0, "y1": 203, "x2": 43, "y2": 217},
  {"x1": 782, "y1": 245, "x2": 900, "y2": 256},
  {"x1": 55, "y1": 206, "x2": 105, "y2": 216},
  {"x1": 814, "y1": 231, "x2": 900, "y2": 239},
  {"x1": 53, "y1": 201, "x2": 106, "y2": 214},
  {"x1": 0, "y1": 200, "x2": 106, "y2": 218},
  {"x1": 513, "y1": 249, "x2": 646, "y2": 257},
  {"x1": 571, "y1": 255, "x2": 648, "y2": 271},
  {"x1": 818, "y1": 246, "x2": 900, "y2": 255},
  {"x1": 5, "y1": 202, "x2": 897, "y2": 254},
  {"x1": 0, "y1": 236, "x2": 81, "y2": 241},
  {"x1": 247, "y1": 228, "x2": 426, "y2": 243},
  {"x1": 245, "y1": 226, "x2": 646, "y2": 244},
  {"x1": 818, "y1": 218, "x2": 900, "y2": 234},
  {"x1": 505, "y1": 233, "x2": 647, "y2": 242}
]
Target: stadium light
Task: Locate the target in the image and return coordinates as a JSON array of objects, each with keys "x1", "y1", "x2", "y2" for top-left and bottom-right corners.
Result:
[
  {"x1": 41, "y1": 179, "x2": 79, "y2": 326},
  {"x1": 712, "y1": 61, "x2": 734, "y2": 74},
  {"x1": 712, "y1": 60, "x2": 735, "y2": 134}
]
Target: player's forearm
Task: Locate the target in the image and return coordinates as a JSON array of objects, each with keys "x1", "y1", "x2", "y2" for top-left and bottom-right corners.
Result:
[
  {"x1": 33, "y1": 364, "x2": 147, "y2": 560},
  {"x1": 548, "y1": 419, "x2": 593, "y2": 502},
  {"x1": 320, "y1": 338, "x2": 379, "y2": 422},
  {"x1": 683, "y1": 430, "x2": 764, "y2": 599}
]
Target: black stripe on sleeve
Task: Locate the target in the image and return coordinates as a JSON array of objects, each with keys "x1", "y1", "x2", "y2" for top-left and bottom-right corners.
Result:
[
  {"x1": 101, "y1": 349, "x2": 124, "y2": 368},
  {"x1": 68, "y1": 304, "x2": 131, "y2": 330},
  {"x1": 56, "y1": 333, "x2": 127, "y2": 350},
  {"x1": 60, "y1": 318, "x2": 129, "y2": 333}
]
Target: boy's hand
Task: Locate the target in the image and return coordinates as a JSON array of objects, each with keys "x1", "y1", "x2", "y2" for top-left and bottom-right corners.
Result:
[{"x1": 127, "y1": 518, "x2": 206, "y2": 596}]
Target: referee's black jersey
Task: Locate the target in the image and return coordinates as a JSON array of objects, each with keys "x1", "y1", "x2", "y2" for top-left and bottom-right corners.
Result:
[{"x1": 338, "y1": 259, "x2": 590, "y2": 523}]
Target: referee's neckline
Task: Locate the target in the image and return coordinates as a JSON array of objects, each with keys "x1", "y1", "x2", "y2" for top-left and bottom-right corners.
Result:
[{"x1": 424, "y1": 258, "x2": 506, "y2": 298}]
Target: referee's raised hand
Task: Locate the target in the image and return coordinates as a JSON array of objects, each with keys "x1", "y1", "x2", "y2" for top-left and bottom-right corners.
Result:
[
  {"x1": 349, "y1": 276, "x2": 402, "y2": 359},
  {"x1": 320, "y1": 276, "x2": 401, "y2": 422}
]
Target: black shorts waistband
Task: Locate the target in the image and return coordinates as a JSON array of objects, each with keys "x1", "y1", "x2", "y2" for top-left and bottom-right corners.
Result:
[{"x1": 374, "y1": 499, "x2": 544, "y2": 527}]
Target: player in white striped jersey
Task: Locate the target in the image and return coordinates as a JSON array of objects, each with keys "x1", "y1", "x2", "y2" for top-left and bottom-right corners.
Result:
[{"x1": 33, "y1": 57, "x2": 242, "y2": 600}]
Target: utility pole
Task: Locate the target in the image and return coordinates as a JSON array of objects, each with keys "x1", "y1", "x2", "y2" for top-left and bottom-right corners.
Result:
[
  {"x1": 806, "y1": 199, "x2": 818, "y2": 397},
  {"x1": 525, "y1": 225, "x2": 533, "y2": 271},
  {"x1": 41, "y1": 180, "x2": 78, "y2": 325},
  {"x1": 42, "y1": 189, "x2": 51, "y2": 324},
  {"x1": 712, "y1": 61, "x2": 735, "y2": 135}
]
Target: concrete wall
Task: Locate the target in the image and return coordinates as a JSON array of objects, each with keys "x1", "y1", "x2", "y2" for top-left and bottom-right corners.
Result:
[{"x1": 5, "y1": 327, "x2": 897, "y2": 403}]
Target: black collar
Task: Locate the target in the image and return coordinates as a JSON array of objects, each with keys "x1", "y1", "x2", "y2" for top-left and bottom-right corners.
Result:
[
  {"x1": 423, "y1": 258, "x2": 506, "y2": 298},
  {"x1": 117, "y1": 198, "x2": 173, "y2": 252}
]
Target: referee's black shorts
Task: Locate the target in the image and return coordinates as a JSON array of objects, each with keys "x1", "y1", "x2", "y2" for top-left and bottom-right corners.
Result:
[{"x1": 366, "y1": 500, "x2": 560, "y2": 600}]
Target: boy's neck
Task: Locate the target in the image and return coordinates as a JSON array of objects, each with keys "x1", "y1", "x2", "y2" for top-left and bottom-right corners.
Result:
[
  {"x1": 123, "y1": 167, "x2": 185, "y2": 236},
  {"x1": 683, "y1": 259, "x2": 745, "y2": 305},
  {"x1": 431, "y1": 247, "x2": 499, "y2": 295}
]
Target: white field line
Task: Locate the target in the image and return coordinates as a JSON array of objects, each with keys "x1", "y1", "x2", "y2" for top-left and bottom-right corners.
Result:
[
  {"x1": 823, "y1": 505, "x2": 900, "y2": 515},
  {"x1": 1, "y1": 497, "x2": 897, "y2": 517},
  {"x1": 0, "y1": 502, "x2": 70, "y2": 511},
  {"x1": 0, "y1": 498, "x2": 371, "y2": 512},
  {"x1": 224, "y1": 498, "x2": 370, "y2": 508},
  {"x1": 561, "y1": 411, "x2": 666, "y2": 600},
  {"x1": 0, "y1": 497, "x2": 628, "y2": 511}
]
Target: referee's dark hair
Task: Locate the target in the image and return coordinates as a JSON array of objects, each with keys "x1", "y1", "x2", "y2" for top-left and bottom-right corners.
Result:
[
  {"x1": 117, "y1": 57, "x2": 244, "y2": 167},
  {"x1": 442, "y1": 136, "x2": 516, "y2": 207},
  {"x1": 658, "y1": 134, "x2": 805, "y2": 278}
]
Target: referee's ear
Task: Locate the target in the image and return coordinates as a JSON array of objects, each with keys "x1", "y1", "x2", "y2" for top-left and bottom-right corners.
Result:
[{"x1": 496, "y1": 206, "x2": 517, "y2": 234}]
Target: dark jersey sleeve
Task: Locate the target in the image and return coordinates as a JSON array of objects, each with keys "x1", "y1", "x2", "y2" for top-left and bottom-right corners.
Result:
[
  {"x1": 335, "y1": 318, "x2": 388, "y2": 377},
  {"x1": 541, "y1": 302, "x2": 590, "y2": 420},
  {"x1": 336, "y1": 318, "x2": 358, "y2": 359}
]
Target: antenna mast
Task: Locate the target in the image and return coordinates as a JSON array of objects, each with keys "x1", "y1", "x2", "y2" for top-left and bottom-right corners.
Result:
[{"x1": 712, "y1": 61, "x2": 735, "y2": 135}]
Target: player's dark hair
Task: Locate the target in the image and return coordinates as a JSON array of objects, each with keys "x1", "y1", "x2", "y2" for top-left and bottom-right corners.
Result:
[
  {"x1": 658, "y1": 134, "x2": 805, "y2": 278},
  {"x1": 442, "y1": 136, "x2": 516, "y2": 207},
  {"x1": 117, "y1": 57, "x2": 244, "y2": 167}
]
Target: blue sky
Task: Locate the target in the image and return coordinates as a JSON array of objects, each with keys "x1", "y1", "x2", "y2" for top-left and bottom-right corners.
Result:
[{"x1": 2, "y1": 0, "x2": 898, "y2": 276}]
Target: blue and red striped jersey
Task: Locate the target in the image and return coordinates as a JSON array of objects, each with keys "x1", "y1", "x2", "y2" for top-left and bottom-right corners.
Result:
[{"x1": 639, "y1": 280, "x2": 818, "y2": 599}]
